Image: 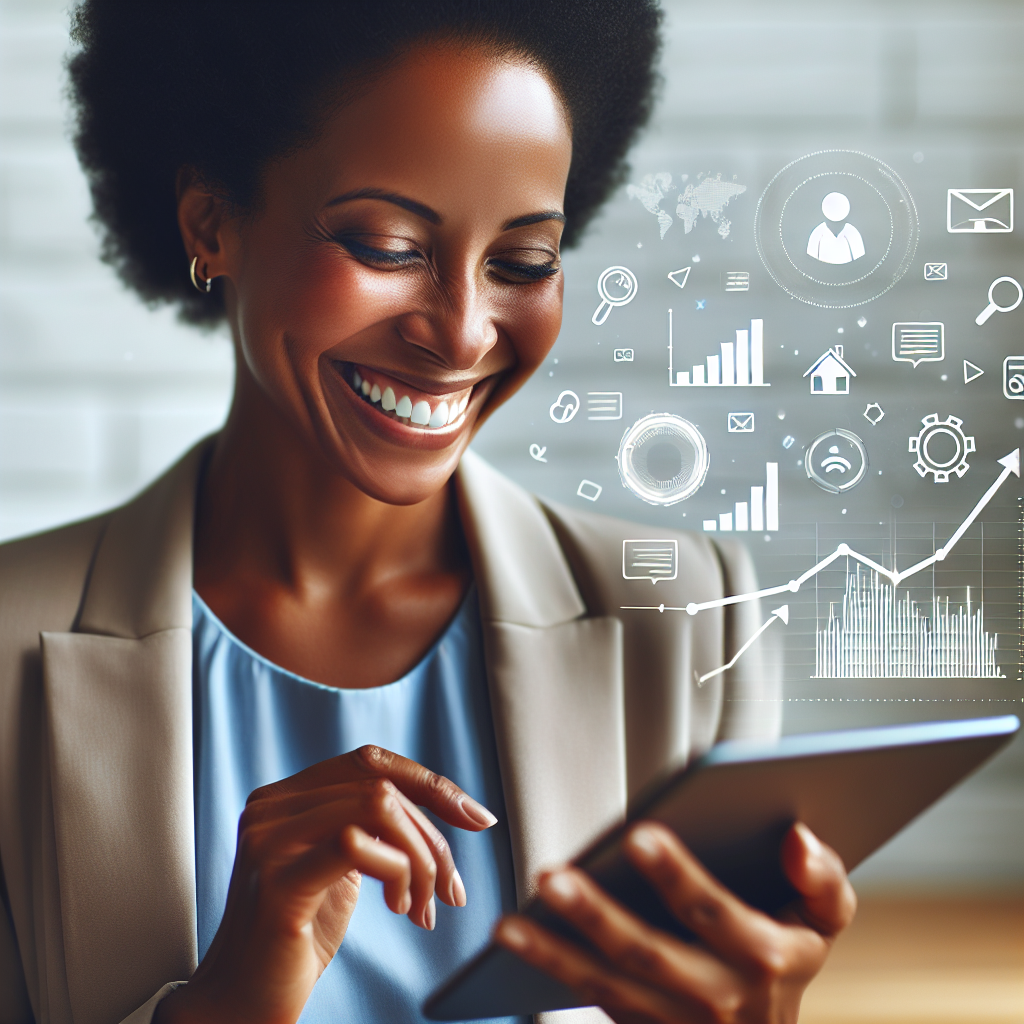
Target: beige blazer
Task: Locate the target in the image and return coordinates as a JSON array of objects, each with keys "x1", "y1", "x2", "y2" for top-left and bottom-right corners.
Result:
[{"x1": 0, "y1": 440, "x2": 780, "y2": 1024}]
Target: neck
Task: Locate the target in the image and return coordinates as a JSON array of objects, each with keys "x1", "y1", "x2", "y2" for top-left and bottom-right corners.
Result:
[{"x1": 194, "y1": 368, "x2": 467, "y2": 607}]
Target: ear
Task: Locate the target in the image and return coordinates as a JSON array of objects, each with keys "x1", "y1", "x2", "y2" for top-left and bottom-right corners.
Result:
[{"x1": 176, "y1": 167, "x2": 232, "y2": 284}]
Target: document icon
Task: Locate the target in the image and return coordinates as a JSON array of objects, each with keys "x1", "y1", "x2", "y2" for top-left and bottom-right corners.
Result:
[
  {"x1": 723, "y1": 272, "x2": 750, "y2": 292},
  {"x1": 947, "y1": 189, "x2": 1013, "y2": 233},
  {"x1": 924, "y1": 263, "x2": 948, "y2": 281},
  {"x1": 587, "y1": 392, "x2": 623, "y2": 420},
  {"x1": 727, "y1": 412, "x2": 755, "y2": 432}
]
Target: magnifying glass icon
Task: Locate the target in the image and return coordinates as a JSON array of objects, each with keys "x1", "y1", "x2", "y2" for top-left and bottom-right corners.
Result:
[
  {"x1": 592, "y1": 266, "x2": 638, "y2": 326},
  {"x1": 975, "y1": 276, "x2": 1023, "y2": 325}
]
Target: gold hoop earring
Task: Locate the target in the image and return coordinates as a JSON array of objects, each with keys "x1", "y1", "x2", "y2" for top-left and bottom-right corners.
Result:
[{"x1": 190, "y1": 255, "x2": 212, "y2": 294}]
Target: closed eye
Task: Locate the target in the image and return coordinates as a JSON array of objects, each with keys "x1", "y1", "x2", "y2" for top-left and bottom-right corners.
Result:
[{"x1": 335, "y1": 236, "x2": 422, "y2": 268}]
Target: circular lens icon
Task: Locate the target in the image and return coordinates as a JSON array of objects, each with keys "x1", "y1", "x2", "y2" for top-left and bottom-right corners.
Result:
[
  {"x1": 592, "y1": 266, "x2": 638, "y2": 325},
  {"x1": 754, "y1": 151, "x2": 918, "y2": 308},
  {"x1": 805, "y1": 428, "x2": 868, "y2": 494},
  {"x1": 617, "y1": 413, "x2": 710, "y2": 505}
]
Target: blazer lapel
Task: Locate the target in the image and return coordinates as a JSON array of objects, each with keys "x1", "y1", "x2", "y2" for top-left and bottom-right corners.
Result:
[
  {"x1": 42, "y1": 439, "x2": 209, "y2": 1024},
  {"x1": 456, "y1": 452, "x2": 627, "y2": 903}
]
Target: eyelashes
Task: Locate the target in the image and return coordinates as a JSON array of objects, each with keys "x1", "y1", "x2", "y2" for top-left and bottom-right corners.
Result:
[{"x1": 334, "y1": 235, "x2": 560, "y2": 283}]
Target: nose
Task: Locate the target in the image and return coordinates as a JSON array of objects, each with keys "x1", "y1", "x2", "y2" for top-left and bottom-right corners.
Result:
[{"x1": 396, "y1": 273, "x2": 499, "y2": 372}]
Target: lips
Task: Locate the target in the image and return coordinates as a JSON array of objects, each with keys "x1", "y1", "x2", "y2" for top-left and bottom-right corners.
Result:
[{"x1": 337, "y1": 362, "x2": 473, "y2": 431}]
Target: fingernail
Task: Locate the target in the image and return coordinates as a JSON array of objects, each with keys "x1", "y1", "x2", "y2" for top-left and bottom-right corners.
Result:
[
  {"x1": 460, "y1": 796, "x2": 498, "y2": 828},
  {"x1": 424, "y1": 895, "x2": 436, "y2": 931},
  {"x1": 398, "y1": 889, "x2": 412, "y2": 915},
  {"x1": 451, "y1": 868, "x2": 467, "y2": 908},
  {"x1": 542, "y1": 870, "x2": 580, "y2": 905},
  {"x1": 794, "y1": 822, "x2": 823, "y2": 857},
  {"x1": 496, "y1": 917, "x2": 530, "y2": 951},
  {"x1": 628, "y1": 825, "x2": 663, "y2": 864}
]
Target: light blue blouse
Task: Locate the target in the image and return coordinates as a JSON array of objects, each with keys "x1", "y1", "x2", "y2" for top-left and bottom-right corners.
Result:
[{"x1": 192, "y1": 587, "x2": 527, "y2": 1024}]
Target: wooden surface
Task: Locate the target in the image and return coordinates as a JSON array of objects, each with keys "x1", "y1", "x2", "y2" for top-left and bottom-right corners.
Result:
[{"x1": 800, "y1": 897, "x2": 1024, "y2": 1024}]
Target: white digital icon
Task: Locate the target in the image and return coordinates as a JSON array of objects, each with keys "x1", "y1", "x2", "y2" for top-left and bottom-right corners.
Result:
[
  {"x1": 806, "y1": 192, "x2": 865, "y2": 265},
  {"x1": 805, "y1": 429, "x2": 868, "y2": 494},
  {"x1": 667, "y1": 266, "x2": 691, "y2": 289},
  {"x1": 613, "y1": 348, "x2": 634, "y2": 362},
  {"x1": 964, "y1": 360, "x2": 985, "y2": 384},
  {"x1": 548, "y1": 390, "x2": 580, "y2": 423},
  {"x1": 804, "y1": 345, "x2": 856, "y2": 395},
  {"x1": 863, "y1": 402, "x2": 885, "y2": 425},
  {"x1": 703, "y1": 462, "x2": 778, "y2": 532},
  {"x1": 592, "y1": 266, "x2": 638, "y2": 325},
  {"x1": 892, "y1": 323, "x2": 944, "y2": 367},
  {"x1": 975, "y1": 276, "x2": 1022, "y2": 325},
  {"x1": 576, "y1": 479, "x2": 602, "y2": 501},
  {"x1": 668, "y1": 310, "x2": 769, "y2": 387},
  {"x1": 587, "y1": 392, "x2": 623, "y2": 421},
  {"x1": 529, "y1": 443, "x2": 548, "y2": 462},
  {"x1": 727, "y1": 412, "x2": 755, "y2": 432},
  {"x1": 622, "y1": 539, "x2": 678, "y2": 584},
  {"x1": 946, "y1": 188, "x2": 1013, "y2": 233},
  {"x1": 723, "y1": 271, "x2": 750, "y2": 292},
  {"x1": 909, "y1": 414, "x2": 974, "y2": 482},
  {"x1": 1003, "y1": 357, "x2": 1024, "y2": 399},
  {"x1": 617, "y1": 413, "x2": 710, "y2": 506},
  {"x1": 924, "y1": 262, "x2": 948, "y2": 281}
]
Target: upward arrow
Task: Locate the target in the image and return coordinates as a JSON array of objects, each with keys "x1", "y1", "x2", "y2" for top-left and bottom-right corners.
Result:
[{"x1": 998, "y1": 448, "x2": 1020, "y2": 477}]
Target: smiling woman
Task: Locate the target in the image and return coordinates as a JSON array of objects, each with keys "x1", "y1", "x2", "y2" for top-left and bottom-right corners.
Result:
[{"x1": 0, "y1": 4, "x2": 855, "y2": 1024}]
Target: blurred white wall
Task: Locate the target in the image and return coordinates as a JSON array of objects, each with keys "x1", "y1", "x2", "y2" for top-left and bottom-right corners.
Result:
[{"x1": 0, "y1": 0, "x2": 233, "y2": 541}]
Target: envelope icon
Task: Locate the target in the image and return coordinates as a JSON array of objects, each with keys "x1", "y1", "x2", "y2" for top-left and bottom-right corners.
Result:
[
  {"x1": 727, "y1": 411, "x2": 755, "y2": 433},
  {"x1": 947, "y1": 188, "x2": 1014, "y2": 233},
  {"x1": 924, "y1": 262, "x2": 948, "y2": 281}
]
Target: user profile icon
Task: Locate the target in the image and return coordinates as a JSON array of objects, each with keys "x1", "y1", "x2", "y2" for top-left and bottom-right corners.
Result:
[
  {"x1": 755, "y1": 151, "x2": 918, "y2": 308},
  {"x1": 806, "y1": 192, "x2": 865, "y2": 265}
]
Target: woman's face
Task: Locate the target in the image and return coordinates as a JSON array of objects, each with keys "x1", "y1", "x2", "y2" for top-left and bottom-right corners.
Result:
[{"x1": 215, "y1": 42, "x2": 573, "y2": 505}]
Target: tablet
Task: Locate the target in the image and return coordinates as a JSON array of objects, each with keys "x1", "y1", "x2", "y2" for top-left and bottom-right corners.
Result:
[{"x1": 425, "y1": 714, "x2": 1019, "y2": 1021}]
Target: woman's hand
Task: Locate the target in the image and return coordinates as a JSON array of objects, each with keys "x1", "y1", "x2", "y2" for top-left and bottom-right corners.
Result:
[
  {"x1": 155, "y1": 744, "x2": 496, "y2": 1024},
  {"x1": 495, "y1": 821, "x2": 856, "y2": 1023}
]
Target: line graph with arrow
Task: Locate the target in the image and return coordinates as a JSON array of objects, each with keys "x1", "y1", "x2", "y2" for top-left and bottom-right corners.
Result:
[{"x1": 623, "y1": 449, "x2": 1020, "y2": 618}]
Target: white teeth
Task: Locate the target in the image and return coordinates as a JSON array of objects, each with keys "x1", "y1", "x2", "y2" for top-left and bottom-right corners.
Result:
[
  {"x1": 411, "y1": 400, "x2": 431, "y2": 425},
  {"x1": 381, "y1": 387, "x2": 396, "y2": 411},
  {"x1": 447, "y1": 401, "x2": 460, "y2": 424},
  {"x1": 370, "y1": 383, "x2": 381, "y2": 403},
  {"x1": 395, "y1": 395, "x2": 413, "y2": 418},
  {"x1": 361, "y1": 379, "x2": 371, "y2": 396},
  {"x1": 460, "y1": 394, "x2": 469, "y2": 414},
  {"x1": 429, "y1": 402, "x2": 449, "y2": 428},
  {"x1": 353, "y1": 370, "x2": 362, "y2": 389}
]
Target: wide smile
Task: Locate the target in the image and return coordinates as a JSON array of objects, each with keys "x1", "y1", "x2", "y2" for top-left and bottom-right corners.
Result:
[{"x1": 332, "y1": 361, "x2": 481, "y2": 437}]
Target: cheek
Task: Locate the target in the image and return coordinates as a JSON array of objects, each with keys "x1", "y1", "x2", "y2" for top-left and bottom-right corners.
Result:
[
  {"x1": 234, "y1": 243, "x2": 409, "y2": 385},
  {"x1": 503, "y1": 277, "x2": 564, "y2": 378}
]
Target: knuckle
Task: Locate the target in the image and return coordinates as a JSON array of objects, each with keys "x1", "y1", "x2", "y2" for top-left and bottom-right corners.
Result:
[
  {"x1": 353, "y1": 744, "x2": 390, "y2": 775},
  {"x1": 619, "y1": 938, "x2": 665, "y2": 977},
  {"x1": 365, "y1": 776, "x2": 398, "y2": 811}
]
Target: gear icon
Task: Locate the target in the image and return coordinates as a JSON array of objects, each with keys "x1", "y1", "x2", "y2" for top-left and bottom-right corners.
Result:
[{"x1": 908, "y1": 414, "x2": 975, "y2": 482}]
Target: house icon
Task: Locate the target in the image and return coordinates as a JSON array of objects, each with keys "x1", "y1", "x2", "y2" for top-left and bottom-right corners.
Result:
[{"x1": 804, "y1": 345, "x2": 856, "y2": 395}]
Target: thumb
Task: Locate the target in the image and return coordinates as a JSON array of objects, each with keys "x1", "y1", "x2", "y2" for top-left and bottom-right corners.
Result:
[{"x1": 780, "y1": 822, "x2": 857, "y2": 937}]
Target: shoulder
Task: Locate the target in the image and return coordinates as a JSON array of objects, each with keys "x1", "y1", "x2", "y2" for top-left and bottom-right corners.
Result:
[{"x1": 0, "y1": 514, "x2": 110, "y2": 643}]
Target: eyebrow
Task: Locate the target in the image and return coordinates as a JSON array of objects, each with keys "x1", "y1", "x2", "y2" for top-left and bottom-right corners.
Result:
[
  {"x1": 503, "y1": 210, "x2": 567, "y2": 230},
  {"x1": 325, "y1": 188, "x2": 440, "y2": 224},
  {"x1": 325, "y1": 187, "x2": 565, "y2": 232}
]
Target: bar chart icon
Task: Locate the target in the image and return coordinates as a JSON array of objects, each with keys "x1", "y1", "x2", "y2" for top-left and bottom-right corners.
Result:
[
  {"x1": 668, "y1": 310, "x2": 770, "y2": 387},
  {"x1": 702, "y1": 463, "x2": 779, "y2": 533}
]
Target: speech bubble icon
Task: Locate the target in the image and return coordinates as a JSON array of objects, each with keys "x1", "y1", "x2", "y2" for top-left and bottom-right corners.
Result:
[
  {"x1": 892, "y1": 322, "x2": 945, "y2": 368},
  {"x1": 622, "y1": 538, "x2": 679, "y2": 584}
]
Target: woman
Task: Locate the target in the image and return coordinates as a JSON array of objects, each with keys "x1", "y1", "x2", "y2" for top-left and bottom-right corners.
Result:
[{"x1": 0, "y1": 3, "x2": 855, "y2": 1023}]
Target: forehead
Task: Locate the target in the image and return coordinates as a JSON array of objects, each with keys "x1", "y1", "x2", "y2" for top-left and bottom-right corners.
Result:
[{"x1": 272, "y1": 42, "x2": 573, "y2": 217}]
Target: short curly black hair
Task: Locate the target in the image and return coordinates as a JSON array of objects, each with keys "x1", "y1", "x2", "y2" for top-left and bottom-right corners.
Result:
[{"x1": 67, "y1": 0, "x2": 662, "y2": 325}]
